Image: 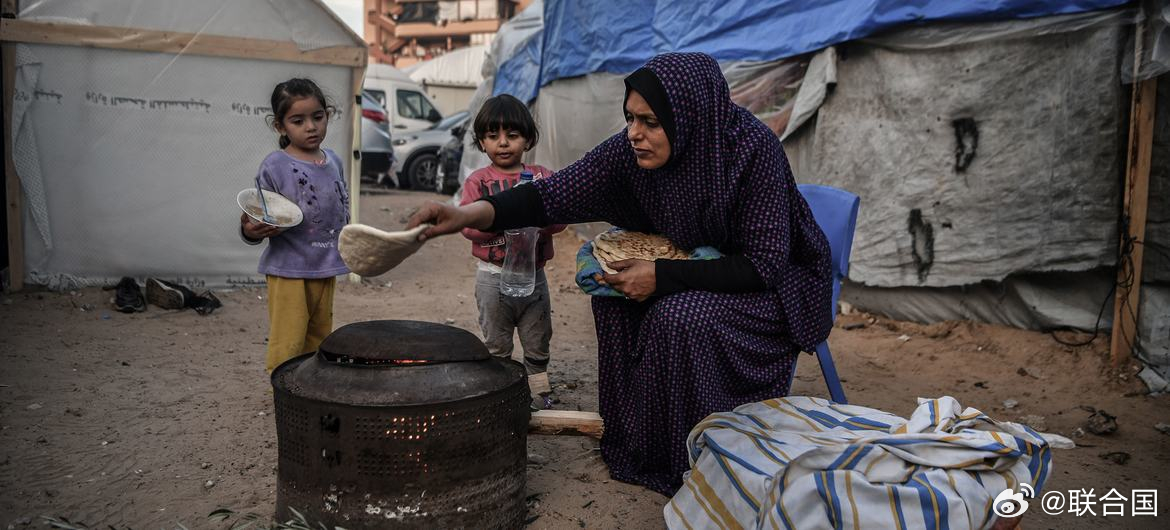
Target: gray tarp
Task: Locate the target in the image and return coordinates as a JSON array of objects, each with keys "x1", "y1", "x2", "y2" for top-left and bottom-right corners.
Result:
[
  {"x1": 785, "y1": 22, "x2": 1125, "y2": 288},
  {"x1": 785, "y1": 14, "x2": 1169, "y2": 391}
]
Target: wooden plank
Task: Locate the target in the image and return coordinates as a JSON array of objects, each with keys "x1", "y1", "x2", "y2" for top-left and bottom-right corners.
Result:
[
  {"x1": 1110, "y1": 76, "x2": 1158, "y2": 367},
  {"x1": 529, "y1": 410, "x2": 604, "y2": 438},
  {"x1": 3, "y1": 42, "x2": 23, "y2": 292},
  {"x1": 0, "y1": 19, "x2": 366, "y2": 68},
  {"x1": 394, "y1": 19, "x2": 500, "y2": 38}
]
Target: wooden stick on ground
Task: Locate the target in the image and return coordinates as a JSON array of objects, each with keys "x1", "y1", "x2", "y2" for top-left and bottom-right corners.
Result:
[{"x1": 529, "y1": 410, "x2": 604, "y2": 439}]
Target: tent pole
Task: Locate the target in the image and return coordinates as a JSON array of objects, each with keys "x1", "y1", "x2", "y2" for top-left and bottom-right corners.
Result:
[
  {"x1": 347, "y1": 65, "x2": 365, "y2": 284},
  {"x1": 2, "y1": 46, "x2": 19, "y2": 293},
  {"x1": 1109, "y1": 74, "x2": 1157, "y2": 367},
  {"x1": 2, "y1": 11, "x2": 23, "y2": 292}
]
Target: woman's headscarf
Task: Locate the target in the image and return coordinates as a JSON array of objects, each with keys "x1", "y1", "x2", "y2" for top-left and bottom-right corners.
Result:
[{"x1": 536, "y1": 52, "x2": 833, "y2": 350}]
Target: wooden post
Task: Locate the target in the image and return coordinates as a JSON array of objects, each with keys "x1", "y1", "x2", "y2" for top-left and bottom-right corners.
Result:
[
  {"x1": 3, "y1": 40, "x2": 23, "y2": 293},
  {"x1": 2, "y1": 0, "x2": 21, "y2": 292},
  {"x1": 348, "y1": 65, "x2": 365, "y2": 284},
  {"x1": 1110, "y1": 75, "x2": 1158, "y2": 367}
]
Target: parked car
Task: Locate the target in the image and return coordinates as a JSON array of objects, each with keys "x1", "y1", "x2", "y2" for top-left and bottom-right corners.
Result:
[
  {"x1": 359, "y1": 90, "x2": 395, "y2": 187},
  {"x1": 435, "y1": 120, "x2": 466, "y2": 195},
  {"x1": 365, "y1": 64, "x2": 444, "y2": 134},
  {"x1": 393, "y1": 110, "x2": 469, "y2": 190}
]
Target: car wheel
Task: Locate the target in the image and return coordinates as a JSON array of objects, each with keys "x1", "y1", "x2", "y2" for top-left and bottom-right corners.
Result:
[{"x1": 407, "y1": 153, "x2": 438, "y2": 191}]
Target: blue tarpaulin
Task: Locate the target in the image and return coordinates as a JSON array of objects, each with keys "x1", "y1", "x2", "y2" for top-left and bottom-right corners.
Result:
[
  {"x1": 494, "y1": 0, "x2": 1128, "y2": 101},
  {"x1": 494, "y1": 33, "x2": 544, "y2": 101}
]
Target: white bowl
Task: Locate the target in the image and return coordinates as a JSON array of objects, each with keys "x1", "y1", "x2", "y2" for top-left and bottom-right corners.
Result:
[{"x1": 236, "y1": 188, "x2": 303, "y2": 228}]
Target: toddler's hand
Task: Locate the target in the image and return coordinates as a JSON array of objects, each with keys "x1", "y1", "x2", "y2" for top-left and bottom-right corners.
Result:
[{"x1": 241, "y1": 212, "x2": 281, "y2": 240}]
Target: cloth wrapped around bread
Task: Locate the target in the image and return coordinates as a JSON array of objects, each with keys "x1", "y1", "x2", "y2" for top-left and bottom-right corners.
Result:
[{"x1": 590, "y1": 230, "x2": 689, "y2": 273}]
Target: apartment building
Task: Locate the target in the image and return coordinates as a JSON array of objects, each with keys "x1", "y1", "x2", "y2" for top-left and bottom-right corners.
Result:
[{"x1": 364, "y1": 0, "x2": 534, "y2": 67}]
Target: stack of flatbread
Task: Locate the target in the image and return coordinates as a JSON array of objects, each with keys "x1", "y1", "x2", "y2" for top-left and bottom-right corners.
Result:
[{"x1": 592, "y1": 230, "x2": 688, "y2": 274}]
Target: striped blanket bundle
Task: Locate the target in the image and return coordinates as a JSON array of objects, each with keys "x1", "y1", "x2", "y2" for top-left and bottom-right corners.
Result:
[{"x1": 667, "y1": 396, "x2": 1051, "y2": 530}]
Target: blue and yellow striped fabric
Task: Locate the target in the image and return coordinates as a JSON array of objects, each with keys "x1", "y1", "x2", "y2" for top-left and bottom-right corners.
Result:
[{"x1": 666, "y1": 396, "x2": 1051, "y2": 530}]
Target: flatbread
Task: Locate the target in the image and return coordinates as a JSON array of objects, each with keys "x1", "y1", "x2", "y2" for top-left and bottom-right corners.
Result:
[
  {"x1": 592, "y1": 246, "x2": 619, "y2": 274},
  {"x1": 590, "y1": 230, "x2": 688, "y2": 272},
  {"x1": 339, "y1": 223, "x2": 431, "y2": 277},
  {"x1": 595, "y1": 231, "x2": 689, "y2": 260}
]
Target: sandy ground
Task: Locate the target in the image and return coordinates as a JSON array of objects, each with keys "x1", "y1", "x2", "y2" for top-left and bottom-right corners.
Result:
[{"x1": 1, "y1": 189, "x2": 1168, "y2": 530}]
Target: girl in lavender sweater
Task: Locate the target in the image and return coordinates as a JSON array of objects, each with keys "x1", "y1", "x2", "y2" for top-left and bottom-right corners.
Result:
[{"x1": 240, "y1": 78, "x2": 350, "y2": 372}]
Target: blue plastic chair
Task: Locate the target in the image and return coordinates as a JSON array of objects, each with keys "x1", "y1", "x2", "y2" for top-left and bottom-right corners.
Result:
[{"x1": 795, "y1": 184, "x2": 860, "y2": 404}]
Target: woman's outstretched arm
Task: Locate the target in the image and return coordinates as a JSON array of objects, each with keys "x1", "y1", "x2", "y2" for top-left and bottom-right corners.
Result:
[{"x1": 407, "y1": 200, "x2": 496, "y2": 241}]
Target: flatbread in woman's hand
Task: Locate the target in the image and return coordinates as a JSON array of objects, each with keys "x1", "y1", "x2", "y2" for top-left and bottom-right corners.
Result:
[
  {"x1": 592, "y1": 245, "x2": 620, "y2": 274},
  {"x1": 591, "y1": 230, "x2": 688, "y2": 272},
  {"x1": 339, "y1": 223, "x2": 431, "y2": 277}
]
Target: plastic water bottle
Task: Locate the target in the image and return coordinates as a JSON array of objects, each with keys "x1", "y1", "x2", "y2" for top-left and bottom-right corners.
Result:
[{"x1": 500, "y1": 170, "x2": 539, "y2": 297}]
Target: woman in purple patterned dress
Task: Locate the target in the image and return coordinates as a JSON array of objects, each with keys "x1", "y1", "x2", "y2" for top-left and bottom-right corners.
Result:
[{"x1": 409, "y1": 52, "x2": 832, "y2": 496}]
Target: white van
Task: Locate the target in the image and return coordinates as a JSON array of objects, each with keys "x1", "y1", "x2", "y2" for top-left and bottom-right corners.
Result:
[{"x1": 364, "y1": 64, "x2": 444, "y2": 134}]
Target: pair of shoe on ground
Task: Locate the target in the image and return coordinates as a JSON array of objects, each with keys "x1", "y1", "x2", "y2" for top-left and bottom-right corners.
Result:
[{"x1": 113, "y1": 277, "x2": 221, "y2": 315}]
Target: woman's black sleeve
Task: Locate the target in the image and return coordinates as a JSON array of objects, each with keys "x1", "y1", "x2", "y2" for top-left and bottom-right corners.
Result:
[
  {"x1": 654, "y1": 255, "x2": 767, "y2": 295},
  {"x1": 481, "y1": 185, "x2": 549, "y2": 231},
  {"x1": 481, "y1": 185, "x2": 766, "y2": 294}
]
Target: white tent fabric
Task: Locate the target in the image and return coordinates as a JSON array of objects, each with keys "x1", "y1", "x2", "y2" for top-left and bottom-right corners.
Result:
[
  {"x1": 404, "y1": 45, "x2": 487, "y2": 88},
  {"x1": 481, "y1": 0, "x2": 542, "y2": 80},
  {"x1": 531, "y1": 73, "x2": 625, "y2": 171},
  {"x1": 455, "y1": 0, "x2": 543, "y2": 187},
  {"x1": 18, "y1": 0, "x2": 359, "y2": 52},
  {"x1": 9, "y1": 0, "x2": 362, "y2": 289},
  {"x1": 11, "y1": 46, "x2": 51, "y2": 254}
]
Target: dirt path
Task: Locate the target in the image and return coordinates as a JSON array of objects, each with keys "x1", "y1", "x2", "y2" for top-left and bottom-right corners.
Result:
[{"x1": 1, "y1": 190, "x2": 1167, "y2": 529}]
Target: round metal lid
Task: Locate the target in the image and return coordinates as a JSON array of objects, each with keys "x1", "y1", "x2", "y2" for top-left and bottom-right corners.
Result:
[
  {"x1": 317, "y1": 320, "x2": 490, "y2": 364},
  {"x1": 272, "y1": 320, "x2": 523, "y2": 406}
]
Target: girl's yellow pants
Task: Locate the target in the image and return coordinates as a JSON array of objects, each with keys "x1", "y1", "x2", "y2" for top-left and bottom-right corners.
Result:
[{"x1": 265, "y1": 275, "x2": 336, "y2": 372}]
